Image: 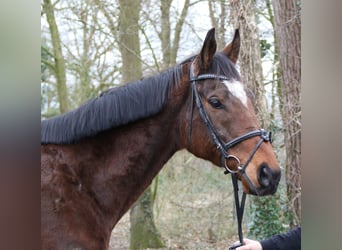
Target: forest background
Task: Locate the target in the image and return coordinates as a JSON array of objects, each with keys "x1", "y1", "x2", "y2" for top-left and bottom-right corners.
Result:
[{"x1": 41, "y1": 0, "x2": 301, "y2": 249}]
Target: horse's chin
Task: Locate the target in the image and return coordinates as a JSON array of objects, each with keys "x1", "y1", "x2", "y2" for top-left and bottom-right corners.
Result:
[
  {"x1": 242, "y1": 181, "x2": 278, "y2": 196},
  {"x1": 241, "y1": 181, "x2": 258, "y2": 195}
]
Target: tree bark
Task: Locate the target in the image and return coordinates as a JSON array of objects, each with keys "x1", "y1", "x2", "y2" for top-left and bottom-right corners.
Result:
[
  {"x1": 272, "y1": 0, "x2": 301, "y2": 227},
  {"x1": 42, "y1": 0, "x2": 69, "y2": 113},
  {"x1": 118, "y1": 0, "x2": 142, "y2": 83},
  {"x1": 229, "y1": 0, "x2": 268, "y2": 125},
  {"x1": 160, "y1": 0, "x2": 172, "y2": 68}
]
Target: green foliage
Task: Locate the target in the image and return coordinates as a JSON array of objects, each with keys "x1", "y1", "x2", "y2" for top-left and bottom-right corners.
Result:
[
  {"x1": 248, "y1": 193, "x2": 286, "y2": 239},
  {"x1": 260, "y1": 39, "x2": 271, "y2": 58}
]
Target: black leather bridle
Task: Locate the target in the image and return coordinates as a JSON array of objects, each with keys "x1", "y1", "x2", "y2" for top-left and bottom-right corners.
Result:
[{"x1": 188, "y1": 61, "x2": 272, "y2": 249}]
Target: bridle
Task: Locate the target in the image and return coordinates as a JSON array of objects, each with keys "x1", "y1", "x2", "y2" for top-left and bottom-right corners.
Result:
[{"x1": 188, "y1": 61, "x2": 272, "y2": 249}]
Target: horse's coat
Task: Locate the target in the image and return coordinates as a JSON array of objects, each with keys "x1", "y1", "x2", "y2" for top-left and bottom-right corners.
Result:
[{"x1": 41, "y1": 28, "x2": 281, "y2": 249}]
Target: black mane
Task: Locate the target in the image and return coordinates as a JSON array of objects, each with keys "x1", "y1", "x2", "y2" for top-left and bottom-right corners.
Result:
[
  {"x1": 41, "y1": 52, "x2": 240, "y2": 144},
  {"x1": 41, "y1": 65, "x2": 182, "y2": 144}
]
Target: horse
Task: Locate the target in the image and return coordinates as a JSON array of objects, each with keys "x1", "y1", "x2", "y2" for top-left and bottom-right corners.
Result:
[{"x1": 41, "y1": 28, "x2": 281, "y2": 249}]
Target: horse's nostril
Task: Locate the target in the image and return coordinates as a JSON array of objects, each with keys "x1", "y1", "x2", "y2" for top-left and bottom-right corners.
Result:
[{"x1": 258, "y1": 165, "x2": 271, "y2": 187}]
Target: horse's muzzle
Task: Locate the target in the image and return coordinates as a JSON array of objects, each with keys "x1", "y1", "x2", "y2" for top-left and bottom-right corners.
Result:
[{"x1": 256, "y1": 163, "x2": 281, "y2": 195}]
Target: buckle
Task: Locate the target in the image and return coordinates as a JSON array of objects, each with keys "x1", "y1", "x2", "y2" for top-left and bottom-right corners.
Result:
[
  {"x1": 223, "y1": 155, "x2": 241, "y2": 174},
  {"x1": 260, "y1": 129, "x2": 272, "y2": 143}
]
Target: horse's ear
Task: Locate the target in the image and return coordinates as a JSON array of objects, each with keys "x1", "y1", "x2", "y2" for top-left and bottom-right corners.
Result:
[
  {"x1": 222, "y1": 29, "x2": 240, "y2": 64},
  {"x1": 198, "y1": 28, "x2": 217, "y2": 71}
]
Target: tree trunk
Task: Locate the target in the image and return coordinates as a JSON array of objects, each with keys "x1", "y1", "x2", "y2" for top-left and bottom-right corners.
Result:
[
  {"x1": 208, "y1": 0, "x2": 229, "y2": 50},
  {"x1": 42, "y1": 0, "x2": 69, "y2": 113},
  {"x1": 160, "y1": 0, "x2": 172, "y2": 68},
  {"x1": 272, "y1": 0, "x2": 301, "y2": 227},
  {"x1": 229, "y1": 0, "x2": 268, "y2": 125},
  {"x1": 159, "y1": 0, "x2": 190, "y2": 68},
  {"x1": 118, "y1": 0, "x2": 142, "y2": 83},
  {"x1": 229, "y1": 0, "x2": 285, "y2": 238},
  {"x1": 129, "y1": 188, "x2": 165, "y2": 249},
  {"x1": 117, "y1": 0, "x2": 165, "y2": 248},
  {"x1": 78, "y1": 4, "x2": 94, "y2": 104}
]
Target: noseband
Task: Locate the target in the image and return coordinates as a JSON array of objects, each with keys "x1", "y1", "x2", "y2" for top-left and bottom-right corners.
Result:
[{"x1": 188, "y1": 61, "x2": 272, "y2": 249}]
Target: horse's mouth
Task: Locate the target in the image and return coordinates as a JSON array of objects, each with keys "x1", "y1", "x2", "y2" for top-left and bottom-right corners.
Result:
[{"x1": 242, "y1": 169, "x2": 281, "y2": 196}]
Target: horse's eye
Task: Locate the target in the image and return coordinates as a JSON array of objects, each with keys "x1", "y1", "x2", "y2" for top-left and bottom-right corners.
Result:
[{"x1": 209, "y1": 98, "x2": 223, "y2": 109}]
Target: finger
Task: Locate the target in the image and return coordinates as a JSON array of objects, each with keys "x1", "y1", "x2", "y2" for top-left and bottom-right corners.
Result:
[
  {"x1": 233, "y1": 240, "x2": 246, "y2": 250},
  {"x1": 235, "y1": 239, "x2": 252, "y2": 250},
  {"x1": 235, "y1": 245, "x2": 248, "y2": 250}
]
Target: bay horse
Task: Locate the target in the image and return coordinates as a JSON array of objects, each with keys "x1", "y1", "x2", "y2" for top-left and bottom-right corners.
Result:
[{"x1": 41, "y1": 28, "x2": 281, "y2": 249}]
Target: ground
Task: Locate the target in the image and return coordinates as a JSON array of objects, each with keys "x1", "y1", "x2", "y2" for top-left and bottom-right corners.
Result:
[{"x1": 108, "y1": 151, "x2": 247, "y2": 250}]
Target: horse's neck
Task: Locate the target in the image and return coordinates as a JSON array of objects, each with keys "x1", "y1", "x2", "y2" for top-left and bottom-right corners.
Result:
[{"x1": 83, "y1": 101, "x2": 185, "y2": 226}]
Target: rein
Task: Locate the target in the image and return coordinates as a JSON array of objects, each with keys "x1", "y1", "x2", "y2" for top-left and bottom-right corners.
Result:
[{"x1": 188, "y1": 61, "x2": 272, "y2": 249}]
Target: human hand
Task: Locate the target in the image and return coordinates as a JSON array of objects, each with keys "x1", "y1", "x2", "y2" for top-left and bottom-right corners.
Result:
[{"x1": 235, "y1": 239, "x2": 262, "y2": 250}]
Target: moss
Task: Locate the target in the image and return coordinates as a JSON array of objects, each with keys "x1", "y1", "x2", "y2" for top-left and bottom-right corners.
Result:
[{"x1": 129, "y1": 187, "x2": 165, "y2": 249}]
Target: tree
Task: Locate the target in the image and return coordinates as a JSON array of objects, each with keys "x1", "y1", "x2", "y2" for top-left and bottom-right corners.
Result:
[
  {"x1": 272, "y1": 0, "x2": 301, "y2": 227},
  {"x1": 66, "y1": 0, "x2": 96, "y2": 104},
  {"x1": 41, "y1": 43, "x2": 59, "y2": 119},
  {"x1": 118, "y1": 0, "x2": 142, "y2": 83},
  {"x1": 229, "y1": 0, "x2": 268, "y2": 125},
  {"x1": 159, "y1": 0, "x2": 190, "y2": 68},
  {"x1": 229, "y1": 0, "x2": 285, "y2": 238},
  {"x1": 208, "y1": 0, "x2": 229, "y2": 49},
  {"x1": 64, "y1": 0, "x2": 121, "y2": 105},
  {"x1": 42, "y1": 0, "x2": 69, "y2": 113},
  {"x1": 116, "y1": 0, "x2": 165, "y2": 248},
  {"x1": 127, "y1": 1, "x2": 192, "y2": 247},
  {"x1": 261, "y1": 0, "x2": 284, "y2": 122}
]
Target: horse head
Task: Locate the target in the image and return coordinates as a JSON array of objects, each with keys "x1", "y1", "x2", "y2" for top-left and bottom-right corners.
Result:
[{"x1": 184, "y1": 28, "x2": 281, "y2": 196}]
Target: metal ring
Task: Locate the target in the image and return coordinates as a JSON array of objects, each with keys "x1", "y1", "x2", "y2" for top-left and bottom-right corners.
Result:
[{"x1": 224, "y1": 155, "x2": 241, "y2": 174}]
